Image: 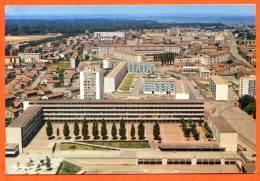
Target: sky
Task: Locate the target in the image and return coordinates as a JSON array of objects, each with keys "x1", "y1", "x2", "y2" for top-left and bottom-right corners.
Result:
[{"x1": 5, "y1": 5, "x2": 256, "y2": 17}]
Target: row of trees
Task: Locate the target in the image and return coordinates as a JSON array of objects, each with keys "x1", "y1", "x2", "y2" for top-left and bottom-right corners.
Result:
[
  {"x1": 180, "y1": 119, "x2": 200, "y2": 140},
  {"x1": 46, "y1": 119, "x2": 150, "y2": 140},
  {"x1": 153, "y1": 52, "x2": 176, "y2": 66},
  {"x1": 238, "y1": 95, "x2": 256, "y2": 119}
]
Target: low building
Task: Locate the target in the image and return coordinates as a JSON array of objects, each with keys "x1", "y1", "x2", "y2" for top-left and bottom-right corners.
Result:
[
  {"x1": 5, "y1": 143, "x2": 19, "y2": 156},
  {"x1": 239, "y1": 75, "x2": 256, "y2": 97},
  {"x1": 207, "y1": 116, "x2": 238, "y2": 152},
  {"x1": 70, "y1": 52, "x2": 79, "y2": 68},
  {"x1": 127, "y1": 63, "x2": 155, "y2": 73},
  {"x1": 182, "y1": 66, "x2": 200, "y2": 73},
  {"x1": 209, "y1": 76, "x2": 228, "y2": 100},
  {"x1": 199, "y1": 67, "x2": 210, "y2": 79},
  {"x1": 5, "y1": 107, "x2": 19, "y2": 119},
  {"x1": 103, "y1": 58, "x2": 113, "y2": 69},
  {"x1": 144, "y1": 79, "x2": 175, "y2": 94},
  {"x1": 104, "y1": 62, "x2": 128, "y2": 93}
]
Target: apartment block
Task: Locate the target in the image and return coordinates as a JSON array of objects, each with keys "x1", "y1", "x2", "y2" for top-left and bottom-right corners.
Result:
[
  {"x1": 80, "y1": 68, "x2": 104, "y2": 99},
  {"x1": 144, "y1": 79, "x2": 175, "y2": 94},
  {"x1": 239, "y1": 75, "x2": 256, "y2": 97},
  {"x1": 104, "y1": 62, "x2": 127, "y2": 93},
  {"x1": 209, "y1": 76, "x2": 228, "y2": 100},
  {"x1": 127, "y1": 63, "x2": 155, "y2": 73}
]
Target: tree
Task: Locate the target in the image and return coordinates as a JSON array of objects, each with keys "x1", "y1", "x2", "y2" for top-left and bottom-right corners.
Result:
[
  {"x1": 138, "y1": 121, "x2": 145, "y2": 140},
  {"x1": 119, "y1": 119, "x2": 126, "y2": 140},
  {"x1": 73, "y1": 119, "x2": 80, "y2": 138},
  {"x1": 82, "y1": 119, "x2": 88, "y2": 139},
  {"x1": 92, "y1": 119, "x2": 99, "y2": 139},
  {"x1": 46, "y1": 119, "x2": 53, "y2": 139},
  {"x1": 63, "y1": 121, "x2": 70, "y2": 138},
  {"x1": 153, "y1": 122, "x2": 160, "y2": 140},
  {"x1": 56, "y1": 127, "x2": 60, "y2": 138},
  {"x1": 184, "y1": 128, "x2": 191, "y2": 138},
  {"x1": 130, "y1": 123, "x2": 135, "y2": 139},
  {"x1": 111, "y1": 122, "x2": 117, "y2": 140},
  {"x1": 101, "y1": 119, "x2": 107, "y2": 139},
  {"x1": 198, "y1": 118, "x2": 203, "y2": 126},
  {"x1": 45, "y1": 156, "x2": 51, "y2": 169}
]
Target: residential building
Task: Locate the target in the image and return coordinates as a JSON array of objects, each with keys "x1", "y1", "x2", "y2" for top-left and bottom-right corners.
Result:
[
  {"x1": 127, "y1": 63, "x2": 155, "y2": 73},
  {"x1": 144, "y1": 79, "x2": 175, "y2": 94},
  {"x1": 239, "y1": 75, "x2": 256, "y2": 97},
  {"x1": 80, "y1": 68, "x2": 104, "y2": 99},
  {"x1": 209, "y1": 76, "x2": 228, "y2": 100},
  {"x1": 104, "y1": 62, "x2": 127, "y2": 93},
  {"x1": 113, "y1": 49, "x2": 143, "y2": 62}
]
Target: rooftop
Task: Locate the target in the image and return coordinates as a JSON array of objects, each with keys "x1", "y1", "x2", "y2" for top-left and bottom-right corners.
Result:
[
  {"x1": 8, "y1": 106, "x2": 42, "y2": 127},
  {"x1": 210, "y1": 76, "x2": 227, "y2": 85},
  {"x1": 106, "y1": 61, "x2": 127, "y2": 78},
  {"x1": 208, "y1": 116, "x2": 237, "y2": 133}
]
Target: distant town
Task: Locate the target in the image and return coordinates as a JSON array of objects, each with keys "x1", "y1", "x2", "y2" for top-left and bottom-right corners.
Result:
[{"x1": 4, "y1": 6, "x2": 256, "y2": 174}]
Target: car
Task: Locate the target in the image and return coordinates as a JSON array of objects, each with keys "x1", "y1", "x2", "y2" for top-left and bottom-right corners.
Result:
[{"x1": 252, "y1": 154, "x2": 256, "y2": 157}]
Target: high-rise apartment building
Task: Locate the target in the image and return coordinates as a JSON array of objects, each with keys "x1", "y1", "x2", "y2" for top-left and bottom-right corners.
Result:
[
  {"x1": 80, "y1": 68, "x2": 104, "y2": 99},
  {"x1": 239, "y1": 75, "x2": 256, "y2": 97}
]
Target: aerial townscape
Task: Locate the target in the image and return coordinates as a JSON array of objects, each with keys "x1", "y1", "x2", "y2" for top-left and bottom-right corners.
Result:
[{"x1": 4, "y1": 5, "x2": 256, "y2": 174}]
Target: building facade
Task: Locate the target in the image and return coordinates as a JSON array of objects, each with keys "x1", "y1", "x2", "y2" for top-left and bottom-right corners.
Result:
[
  {"x1": 209, "y1": 76, "x2": 228, "y2": 101},
  {"x1": 239, "y1": 75, "x2": 256, "y2": 97},
  {"x1": 80, "y1": 68, "x2": 104, "y2": 99},
  {"x1": 127, "y1": 63, "x2": 155, "y2": 73},
  {"x1": 144, "y1": 80, "x2": 175, "y2": 94}
]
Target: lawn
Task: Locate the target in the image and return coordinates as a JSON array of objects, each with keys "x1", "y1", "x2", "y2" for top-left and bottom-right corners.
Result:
[
  {"x1": 60, "y1": 143, "x2": 109, "y2": 151},
  {"x1": 58, "y1": 161, "x2": 82, "y2": 174},
  {"x1": 80, "y1": 141, "x2": 150, "y2": 148},
  {"x1": 53, "y1": 60, "x2": 70, "y2": 69},
  {"x1": 119, "y1": 73, "x2": 135, "y2": 92}
]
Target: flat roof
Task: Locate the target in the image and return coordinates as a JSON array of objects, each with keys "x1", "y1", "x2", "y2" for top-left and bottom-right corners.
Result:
[
  {"x1": 5, "y1": 143, "x2": 18, "y2": 149},
  {"x1": 28, "y1": 99, "x2": 205, "y2": 104},
  {"x1": 210, "y1": 76, "x2": 227, "y2": 85},
  {"x1": 106, "y1": 61, "x2": 127, "y2": 78},
  {"x1": 159, "y1": 143, "x2": 221, "y2": 149},
  {"x1": 8, "y1": 106, "x2": 42, "y2": 127},
  {"x1": 208, "y1": 116, "x2": 237, "y2": 133},
  {"x1": 144, "y1": 78, "x2": 175, "y2": 82}
]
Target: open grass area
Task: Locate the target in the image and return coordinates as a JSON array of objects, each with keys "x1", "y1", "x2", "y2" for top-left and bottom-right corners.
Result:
[
  {"x1": 60, "y1": 143, "x2": 109, "y2": 151},
  {"x1": 53, "y1": 60, "x2": 70, "y2": 69},
  {"x1": 81, "y1": 141, "x2": 150, "y2": 148},
  {"x1": 58, "y1": 161, "x2": 82, "y2": 174},
  {"x1": 119, "y1": 73, "x2": 135, "y2": 92}
]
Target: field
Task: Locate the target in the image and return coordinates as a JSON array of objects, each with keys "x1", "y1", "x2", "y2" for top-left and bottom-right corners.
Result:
[
  {"x1": 60, "y1": 143, "x2": 109, "y2": 151},
  {"x1": 53, "y1": 60, "x2": 70, "y2": 69},
  {"x1": 5, "y1": 34, "x2": 58, "y2": 44},
  {"x1": 119, "y1": 73, "x2": 135, "y2": 92},
  {"x1": 80, "y1": 141, "x2": 150, "y2": 148},
  {"x1": 58, "y1": 161, "x2": 82, "y2": 174}
]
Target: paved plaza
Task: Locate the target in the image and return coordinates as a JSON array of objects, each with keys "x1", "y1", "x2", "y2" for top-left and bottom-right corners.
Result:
[{"x1": 26, "y1": 123, "x2": 215, "y2": 150}]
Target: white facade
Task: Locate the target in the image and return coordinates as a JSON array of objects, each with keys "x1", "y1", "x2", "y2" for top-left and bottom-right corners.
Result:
[
  {"x1": 176, "y1": 93, "x2": 190, "y2": 100},
  {"x1": 103, "y1": 58, "x2": 113, "y2": 69},
  {"x1": 239, "y1": 75, "x2": 256, "y2": 97},
  {"x1": 80, "y1": 69, "x2": 104, "y2": 99},
  {"x1": 209, "y1": 76, "x2": 228, "y2": 101},
  {"x1": 104, "y1": 62, "x2": 127, "y2": 93},
  {"x1": 94, "y1": 32, "x2": 127, "y2": 38}
]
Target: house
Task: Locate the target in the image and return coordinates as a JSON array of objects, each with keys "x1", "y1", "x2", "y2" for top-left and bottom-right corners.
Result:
[
  {"x1": 5, "y1": 94, "x2": 16, "y2": 107},
  {"x1": 70, "y1": 87, "x2": 80, "y2": 94},
  {"x1": 43, "y1": 92, "x2": 64, "y2": 100},
  {"x1": 37, "y1": 87, "x2": 52, "y2": 96},
  {"x1": 21, "y1": 90, "x2": 38, "y2": 99},
  {"x1": 47, "y1": 80, "x2": 60, "y2": 89},
  {"x1": 64, "y1": 74, "x2": 73, "y2": 86},
  {"x1": 5, "y1": 107, "x2": 19, "y2": 119}
]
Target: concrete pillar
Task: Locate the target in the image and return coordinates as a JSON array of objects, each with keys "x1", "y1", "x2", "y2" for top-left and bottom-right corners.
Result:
[
  {"x1": 191, "y1": 159, "x2": 197, "y2": 165},
  {"x1": 162, "y1": 159, "x2": 167, "y2": 165},
  {"x1": 221, "y1": 159, "x2": 225, "y2": 165}
]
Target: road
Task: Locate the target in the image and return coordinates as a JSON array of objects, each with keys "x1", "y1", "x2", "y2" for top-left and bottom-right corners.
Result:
[
  {"x1": 31, "y1": 71, "x2": 46, "y2": 87},
  {"x1": 211, "y1": 101, "x2": 256, "y2": 151},
  {"x1": 170, "y1": 71, "x2": 204, "y2": 100},
  {"x1": 228, "y1": 30, "x2": 255, "y2": 69},
  {"x1": 131, "y1": 73, "x2": 144, "y2": 96}
]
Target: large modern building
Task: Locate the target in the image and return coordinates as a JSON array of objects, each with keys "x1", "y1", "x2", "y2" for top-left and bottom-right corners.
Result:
[
  {"x1": 144, "y1": 79, "x2": 175, "y2": 94},
  {"x1": 113, "y1": 49, "x2": 143, "y2": 62},
  {"x1": 99, "y1": 44, "x2": 180, "y2": 56},
  {"x1": 239, "y1": 75, "x2": 256, "y2": 97},
  {"x1": 127, "y1": 63, "x2": 155, "y2": 73},
  {"x1": 23, "y1": 99, "x2": 205, "y2": 122},
  {"x1": 209, "y1": 76, "x2": 228, "y2": 100},
  {"x1": 104, "y1": 62, "x2": 127, "y2": 93},
  {"x1": 80, "y1": 68, "x2": 104, "y2": 99},
  {"x1": 94, "y1": 32, "x2": 127, "y2": 38},
  {"x1": 5, "y1": 106, "x2": 43, "y2": 153}
]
